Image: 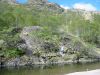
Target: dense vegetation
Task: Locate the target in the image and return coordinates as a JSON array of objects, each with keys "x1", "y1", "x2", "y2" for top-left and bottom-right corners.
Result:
[
  {"x1": 64, "y1": 10, "x2": 100, "y2": 46},
  {"x1": 0, "y1": 2, "x2": 65, "y2": 58},
  {"x1": 0, "y1": 1, "x2": 100, "y2": 62}
]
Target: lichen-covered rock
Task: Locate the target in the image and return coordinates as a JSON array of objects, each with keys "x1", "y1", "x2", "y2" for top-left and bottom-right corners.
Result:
[
  {"x1": 0, "y1": 40, "x2": 5, "y2": 47},
  {"x1": 20, "y1": 26, "x2": 42, "y2": 55}
]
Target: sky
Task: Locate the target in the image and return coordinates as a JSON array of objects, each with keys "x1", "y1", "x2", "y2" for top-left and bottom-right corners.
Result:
[
  {"x1": 16, "y1": 0, "x2": 100, "y2": 11},
  {"x1": 16, "y1": 0, "x2": 27, "y2": 4}
]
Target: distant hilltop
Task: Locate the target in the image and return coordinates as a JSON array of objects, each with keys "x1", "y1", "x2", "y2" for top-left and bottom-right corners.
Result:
[
  {"x1": 0, "y1": 0, "x2": 99, "y2": 14},
  {"x1": 0, "y1": 0, "x2": 47, "y2": 4},
  {"x1": 28, "y1": 0, "x2": 47, "y2": 4},
  {"x1": 0, "y1": 0, "x2": 63, "y2": 13}
]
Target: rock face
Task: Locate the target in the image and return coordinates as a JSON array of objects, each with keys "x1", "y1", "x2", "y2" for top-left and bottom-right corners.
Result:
[
  {"x1": 27, "y1": 0, "x2": 64, "y2": 13},
  {"x1": 20, "y1": 26, "x2": 42, "y2": 55},
  {"x1": 1, "y1": 28, "x2": 100, "y2": 67},
  {"x1": 28, "y1": 0, "x2": 47, "y2": 4},
  {"x1": 4, "y1": 55, "x2": 45, "y2": 66}
]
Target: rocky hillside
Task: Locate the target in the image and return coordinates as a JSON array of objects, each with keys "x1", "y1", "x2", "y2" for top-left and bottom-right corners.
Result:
[
  {"x1": 0, "y1": 0, "x2": 100, "y2": 66},
  {"x1": 0, "y1": 0, "x2": 64, "y2": 13}
]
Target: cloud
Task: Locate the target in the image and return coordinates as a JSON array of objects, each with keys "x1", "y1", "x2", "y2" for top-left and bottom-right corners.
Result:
[
  {"x1": 60, "y1": 5, "x2": 70, "y2": 9},
  {"x1": 73, "y1": 3, "x2": 96, "y2": 11}
]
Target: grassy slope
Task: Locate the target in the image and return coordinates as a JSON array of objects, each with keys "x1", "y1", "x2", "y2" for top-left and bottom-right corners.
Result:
[{"x1": 0, "y1": 2, "x2": 100, "y2": 61}]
